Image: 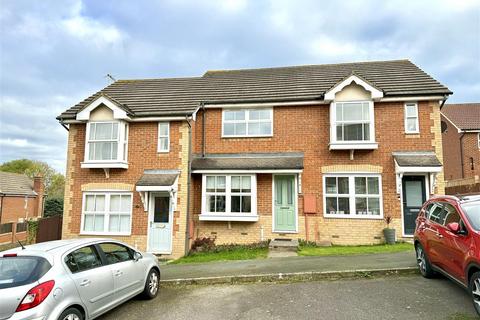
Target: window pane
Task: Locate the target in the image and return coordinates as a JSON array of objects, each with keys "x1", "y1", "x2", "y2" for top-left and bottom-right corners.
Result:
[
  {"x1": 367, "y1": 177, "x2": 379, "y2": 194},
  {"x1": 287, "y1": 179, "x2": 293, "y2": 204},
  {"x1": 120, "y1": 195, "x2": 131, "y2": 212},
  {"x1": 208, "y1": 195, "x2": 216, "y2": 212},
  {"x1": 405, "y1": 104, "x2": 417, "y2": 117},
  {"x1": 216, "y1": 196, "x2": 226, "y2": 212},
  {"x1": 111, "y1": 142, "x2": 118, "y2": 160},
  {"x1": 248, "y1": 122, "x2": 260, "y2": 135},
  {"x1": 259, "y1": 122, "x2": 271, "y2": 135},
  {"x1": 84, "y1": 214, "x2": 94, "y2": 231},
  {"x1": 407, "y1": 118, "x2": 418, "y2": 132},
  {"x1": 344, "y1": 124, "x2": 364, "y2": 141},
  {"x1": 109, "y1": 215, "x2": 119, "y2": 232},
  {"x1": 231, "y1": 176, "x2": 241, "y2": 193},
  {"x1": 206, "y1": 176, "x2": 215, "y2": 192},
  {"x1": 112, "y1": 123, "x2": 118, "y2": 139},
  {"x1": 94, "y1": 215, "x2": 104, "y2": 232},
  {"x1": 159, "y1": 137, "x2": 168, "y2": 151},
  {"x1": 325, "y1": 197, "x2": 337, "y2": 214},
  {"x1": 242, "y1": 196, "x2": 251, "y2": 213},
  {"x1": 224, "y1": 110, "x2": 235, "y2": 121},
  {"x1": 338, "y1": 198, "x2": 350, "y2": 214},
  {"x1": 355, "y1": 177, "x2": 367, "y2": 194},
  {"x1": 249, "y1": 109, "x2": 270, "y2": 120},
  {"x1": 224, "y1": 123, "x2": 235, "y2": 135},
  {"x1": 110, "y1": 195, "x2": 120, "y2": 211},
  {"x1": 235, "y1": 123, "x2": 246, "y2": 135},
  {"x1": 242, "y1": 176, "x2": 251, "y2": 192},
  {"x1": 119, "y1": 216, "x2": 130, "y2": 232},
  {"x1": 94, "y1": 123, "x2": 112, "y2": 140},
  {"x1": 326, "y1": 177, "x2": 337, "y2": 194},
  {"x1": 336, "y1": 104, "x2": 343, "y2": 121},
  {"x1": 356, "y1": 197, "x2": 368, "y2": 214},
  {"x1": 85, "y1": 195, "x2": 95, "y2": 211},
  {"x1": 336, "y1": 125, "x2": 343, "y2": 141},
  {"x1": 368, "y1": 198, "x2": 381, "y2": 215},
  {"x1": 338, "y1": 177, "x2": 349, "y2": 194},
  {"x1": 363, "y1": 124, "x2": 370, "y2": 140},
  {"x1": 343, "y1": 103, "x2": 365, "y2": 121},
  {"x1": 443, "y1": 204, "x2": 460, "y2": 226},
  {"x1": 231, "y1": 196, "x2": 240, "y2": 212},
  {"x1": 234, "y1": 110, "x2": 245, "y2": 120},
  {"x1": 99, "y1": 243, "x2": 132, "y2": 264},
  {"x1": 362, "y1": 103, "x2": 370, "y2": 120},
  {"x1": 89, "y1": 123, "x2": 96, "y2": 140},
  {"x1": 95, "y1": 195, "x2": 105, "y2": 211},
  {"x1": 159, "y1": 123, "x2": 169, "y2": 136},
  {"x1": 68, "y1": 246, "x2": 102, "y2": 273},
  {"x1": 216, "y1": 176, "x2": 226, "y2": 192}
]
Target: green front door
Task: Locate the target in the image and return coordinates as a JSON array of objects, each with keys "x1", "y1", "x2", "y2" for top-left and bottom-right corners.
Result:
[{"x1": 274, "y1": 175, "x2": 296, "y2": 232}]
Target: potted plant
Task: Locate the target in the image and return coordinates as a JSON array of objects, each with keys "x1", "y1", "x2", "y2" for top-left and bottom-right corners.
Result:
[{"x1": 383, "y1": 216, "x2": 396, "y2": 245}]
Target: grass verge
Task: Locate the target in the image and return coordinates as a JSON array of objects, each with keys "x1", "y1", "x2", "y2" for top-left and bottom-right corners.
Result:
[
  {"x1": 298, "y1": 242, "x2": 413, "y2": 256},
  {"x1": 170, "y1": 246, "x2": 268, "y2": 264}
]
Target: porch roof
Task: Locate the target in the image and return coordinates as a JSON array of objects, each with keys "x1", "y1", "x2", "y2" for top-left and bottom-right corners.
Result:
[
  {"x1": 191, "y1": 153, "x2": 304, "y2": 172},
  {"x1": 136, "y1": 170, "x2": 179, "y2": 187},
  {"x1": 392, "y1": 151, "x2": 442, "y2": 168}
]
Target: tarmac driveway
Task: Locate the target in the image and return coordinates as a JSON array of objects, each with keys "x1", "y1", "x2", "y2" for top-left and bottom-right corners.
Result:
[{"x1": 98, "y1": 274, "x2": 477, "y2": 320}]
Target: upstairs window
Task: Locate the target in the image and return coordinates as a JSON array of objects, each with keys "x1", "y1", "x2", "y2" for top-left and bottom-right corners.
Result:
[
  {"x1": 333, "y1": 102, "x2": 373, "y2": 142},
  {"x1": 222, "y1": 109, "x2": 273, "y2": 137},
  {"x1": 85, "y1": 121, "x2": 128, "y2": 163},
  {"x1": 157, "y1": 122, "x2": 170, "y2": 152},
  {"x1": 404, "y1": 103, "x2": 419, "y2": 133}
]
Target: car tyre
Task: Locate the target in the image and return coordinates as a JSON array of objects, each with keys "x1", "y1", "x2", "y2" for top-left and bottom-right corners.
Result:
[
  {"x1": 58, "y1": 307, "x2": 83, "y2": 320},
  {"x1": 469, "y1": 271, "x2": 480, "y2": 315},
  {"x1": 142, "y1": 268, "x2": 160, "y2": 299},
  {"x1": 415, "y1": 243, "x2": 435, "y2": 278}
]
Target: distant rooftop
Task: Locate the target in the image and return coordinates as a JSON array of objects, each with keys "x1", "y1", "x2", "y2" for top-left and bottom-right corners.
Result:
[
  {"x1": 0, "y1": 171, "x2": 36, "y2": 196},
  {"x1": 442, "y1": 103, "x2": 480, "y2": 130}
]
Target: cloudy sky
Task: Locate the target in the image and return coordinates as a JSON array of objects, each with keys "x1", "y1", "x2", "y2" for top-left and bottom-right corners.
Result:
[{"x1": 0, "y1": 0, "x2": 479, "y2": 173}]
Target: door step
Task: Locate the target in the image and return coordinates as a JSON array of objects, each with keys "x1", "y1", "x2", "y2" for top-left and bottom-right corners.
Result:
[{"x1": 268, "y1": 238, "x2": 299, "y2": 257}]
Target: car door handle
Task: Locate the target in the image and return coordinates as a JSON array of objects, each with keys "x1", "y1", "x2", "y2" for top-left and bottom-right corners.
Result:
[
  {"x1": 79, "y1": 279, "x2": 91, "y2": 287},
  {"x1": 114, "y1": 270, "x2": 123, "y2": 277},
  {"x1": 436, "y1": 233, "x2": 444, "y2": 239}
]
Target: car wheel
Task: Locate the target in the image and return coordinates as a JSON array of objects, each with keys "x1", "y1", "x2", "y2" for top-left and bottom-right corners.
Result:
[
  {"x1": 142, "y1": 268, "x2": 160, "y2": 299},
  {"x1": 415, "y1": 244, "x2": 435, "y2": 278},
  {"x1": 58, "y1": 307, "x2": 83, "y2": 320},
  {"x1": 469, "y1": 272, "x2": 480, "y2": 315}
]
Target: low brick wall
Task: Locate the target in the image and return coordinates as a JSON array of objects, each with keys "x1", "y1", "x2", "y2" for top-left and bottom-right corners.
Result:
[{"x1": 445, "y1": 176, "x2": 480, "y2": 195}]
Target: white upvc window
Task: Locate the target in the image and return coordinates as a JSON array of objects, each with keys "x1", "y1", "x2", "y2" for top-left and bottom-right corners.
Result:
[
  {"x1": 332, "y1": 101, "x2": 374, "y2": 142},
  {"x1": 157, "y1": 122, "x2": 170, "y2": 152},
  {"x1": 201, "y1": 174, "x2": 257, "y2": 216},
  {"x1": 222, "y1": 108, "x2": 273, "y2": 137},
  {"x1": 477, "y1": 133, "x2": 480, "y2": 149},
  {"x1": 85, "y1": 121, "x2": 128, "y2": 163},
  {"x1": 81, "y1": 192, "x2": 133, "y2": 235},
  {"x1": 404, "y1": 102, "x2": 419, "y2": 133},
  {"x1": 323, "y1": 174, "x2": 383, "y2": 219}
]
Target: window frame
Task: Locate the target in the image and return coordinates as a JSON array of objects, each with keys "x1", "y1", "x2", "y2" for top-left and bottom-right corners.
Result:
[
  {"x1": 201, "y1": 174, "x2": 257, "y2": 217},
  {"x1": 84, "y1": 120, "x2": 129, "y2": 164},
  {"x1": 330, "y1": 101, "x2": 376, "y2": 144},
  {"x1": 222, "y1": 108, "x2": 273, "y2": 138},
  {"x1": 80, "y1": 191, "x2": 133, "y2": 236},
  {"x1": 323, "y1": 173, "x2": 383, "y2": 219},
  {"x1": 477, "y1": 133, "x2": 480, "y2": 149},
  {"x1": 404, "y1": 102, "x2": 420, "y2": 134},
  {"x1": 157, "y1": 122, "x2": 170, "y2": 153}
]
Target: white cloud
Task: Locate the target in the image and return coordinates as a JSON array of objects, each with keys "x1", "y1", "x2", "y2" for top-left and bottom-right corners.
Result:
[{"x1": 0, "y1": 138, "x2": 29, "y2": 148}]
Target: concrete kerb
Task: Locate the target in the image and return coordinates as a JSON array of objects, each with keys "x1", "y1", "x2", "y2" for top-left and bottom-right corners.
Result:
[{"x1": 160, "y1": 267, "x2": 419, "y2": 287}]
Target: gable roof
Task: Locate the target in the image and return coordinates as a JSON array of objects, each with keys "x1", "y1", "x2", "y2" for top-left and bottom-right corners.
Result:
[
  {"x1": 441, "y1": 103, "x2": 480, "y2": 131},
  {"x1": 58, "y1": 59, "x2": 451, "y2": 120},
  {"x1": 0, "y1": 172, "x2": 36, "y2": 196}
]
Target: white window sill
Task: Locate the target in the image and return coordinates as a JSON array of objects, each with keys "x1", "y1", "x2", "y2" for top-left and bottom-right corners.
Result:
[
  {"x1": 81, "y1": 161, "x2": 128, "y2": 169},
  {"x1": 221, "y1": 135, "x2": 273, "y2": 139},
  {"x1": 324, "y1": 214, "x2": 383, "y2": 220},
  {"x1": 329, "y1": 142, "x2": 378, "y2": 150},
  {"x1": 405, "y1": 131, "x2": 420, "y2": 135},
  {"x1": 199, "y1": 214, "x2": 259, "y2": 222},
  {"x1": 80, "y1": 231, "x2": 131, "y2": 236}
]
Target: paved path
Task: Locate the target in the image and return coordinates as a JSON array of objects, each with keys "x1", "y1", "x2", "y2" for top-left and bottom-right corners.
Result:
[
  {"x1": 99, "y1": 275, "x2": 477, "y2": 320},
  {"x1": 161, "y1": 251, "x2": 417, "y2": 280}
]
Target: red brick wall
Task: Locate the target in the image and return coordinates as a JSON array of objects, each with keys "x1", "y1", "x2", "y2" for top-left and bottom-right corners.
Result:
[
  {"x1": 1, "y1": 196, "x2": 38, "y2": 224},
  {"x1": 462, "y1": 132, "x2": 480, "y2": 179},
  {"x1": 441, "y1": 115, "x2": 463, "y2": 180},
  {"x1": 191, "y1": 101, "x2": 438, "y2": 221}
]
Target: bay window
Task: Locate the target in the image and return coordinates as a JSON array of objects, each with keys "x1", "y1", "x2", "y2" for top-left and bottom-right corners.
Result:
[
  {"x1": 324, "y1": 174, "x2": 383, "y2": 218},
  {"x1": 83, "y1": 121, "x2": 129, "y2": 168},
  {"x1": 82, "y1": 192, "x2": 132, "y2": 235},
  {"x1": 201, "y1": 174, "x2": 257, "y2": 221},
  {"x1": 222, "y1": 108, "x2": 273, "y2": 137}
]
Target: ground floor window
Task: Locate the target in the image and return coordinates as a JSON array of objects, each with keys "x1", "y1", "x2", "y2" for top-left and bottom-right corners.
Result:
[
  {"x1": 81, "y1": 192, "x2": 132, "y2": 235},
  {"x1": 202, "y1": 174, "x2": 256, "y2": 216},
  {"x1": 324, "y1": 174, "x2": 383, "y2": 218}
]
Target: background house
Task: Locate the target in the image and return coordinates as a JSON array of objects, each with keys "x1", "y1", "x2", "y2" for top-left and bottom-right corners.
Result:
[
  {"x1": 441, "y1": 103, "x2": 480, "y2": 194},
  {"x1": 0, "y1": 171, "x2": 45, "y2": 243}
]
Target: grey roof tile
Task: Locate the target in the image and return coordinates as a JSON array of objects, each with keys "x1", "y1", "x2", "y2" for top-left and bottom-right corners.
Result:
[
  {"x1": 393, "y1": 151, "x2": 442, "y2": 167},
  {"x1": 0, "y1": 172, "x2": 36, "y2": 196},
  {"x1": 441, "y1": 103, "x2": 480, "y2": 130},
  {"x1": 191, "y1": 153, "x2": 304, "y2": 171},
  {"x1": 136, "y1": 170, "x2": 179, "y2": 186}
]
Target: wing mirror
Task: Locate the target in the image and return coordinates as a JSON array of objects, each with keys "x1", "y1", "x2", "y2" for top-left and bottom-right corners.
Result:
[
  {"x1": 446, "y1": 222, "x2": 466, "y2": 235},
  {"x1": 134, "y1": 251, "x2": 142, "y2": 261}
]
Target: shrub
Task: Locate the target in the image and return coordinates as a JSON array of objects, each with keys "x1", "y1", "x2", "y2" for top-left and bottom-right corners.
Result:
[
  {"x1": 191, "y1": 237, "x2": 216, "y2": 252},
  {"x1": 44, "y1": 197, "x2": 63, "y2": 217}
]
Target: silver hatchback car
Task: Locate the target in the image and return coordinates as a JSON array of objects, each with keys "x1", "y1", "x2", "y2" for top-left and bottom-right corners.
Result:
[{"x1": 0, "y1": 238, "x2": 161, "y2": 320}]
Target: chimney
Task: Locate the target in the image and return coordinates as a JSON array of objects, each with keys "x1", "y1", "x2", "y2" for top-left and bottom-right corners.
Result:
[{"x1": 33, "y1": 176, "x2": 45, "y2": 217}]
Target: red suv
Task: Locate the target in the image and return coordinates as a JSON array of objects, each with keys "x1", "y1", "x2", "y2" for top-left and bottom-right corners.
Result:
[{"x1": 414, "y1": 194, "x2": 480, "y2": 314}]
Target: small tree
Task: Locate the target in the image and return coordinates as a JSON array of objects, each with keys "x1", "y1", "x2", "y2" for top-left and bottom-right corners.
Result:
[{"x1": 44, "y1": 197, "x2": 64, "y2": 217}]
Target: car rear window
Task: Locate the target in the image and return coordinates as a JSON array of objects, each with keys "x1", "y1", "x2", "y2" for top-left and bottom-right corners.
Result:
[
  {"x1": 0, "y1": 256, "x2": 51, "y2": 289},
  {"x1": 462, "y1": 201, "x2": 480, "y2": 231}
]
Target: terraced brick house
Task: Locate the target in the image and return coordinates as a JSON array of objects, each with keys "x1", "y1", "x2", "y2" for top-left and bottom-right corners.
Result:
[{"x1": 57, "y1": 59, "x2": 451, "y2": 258}]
